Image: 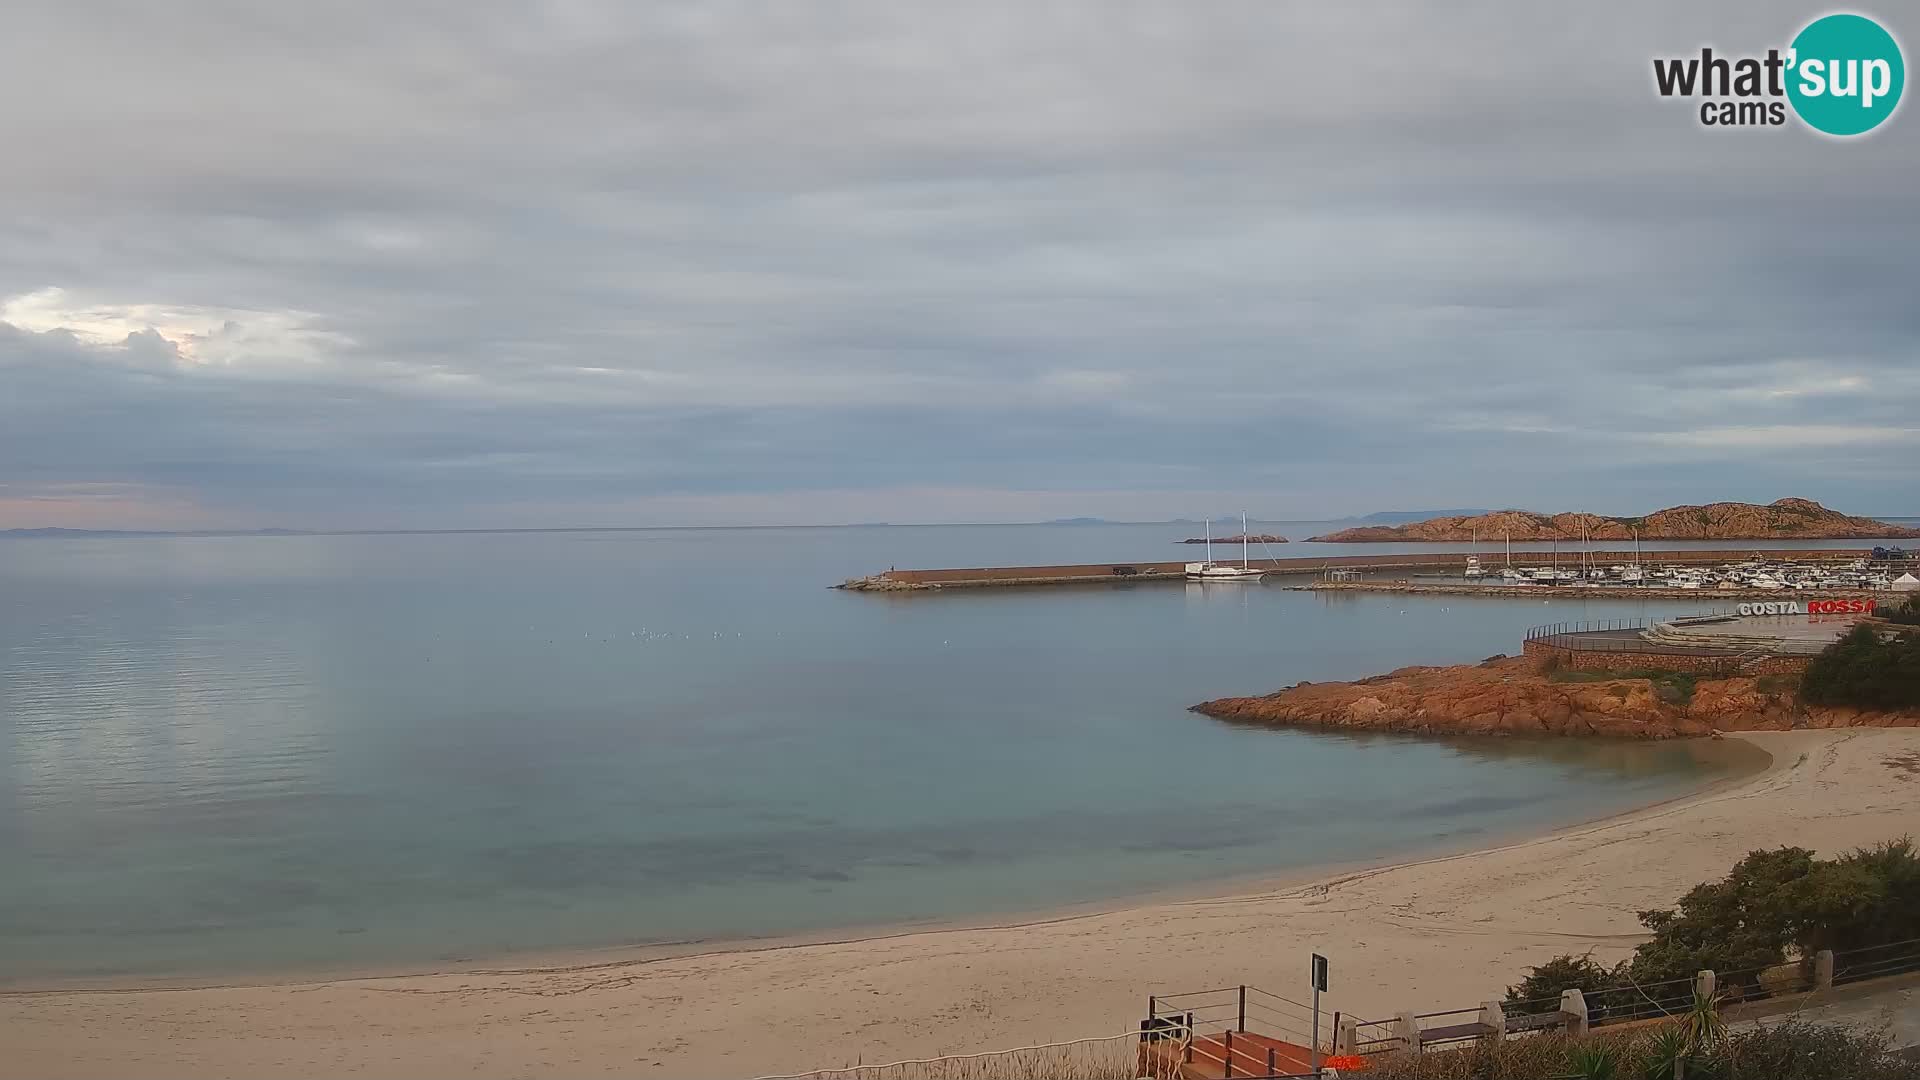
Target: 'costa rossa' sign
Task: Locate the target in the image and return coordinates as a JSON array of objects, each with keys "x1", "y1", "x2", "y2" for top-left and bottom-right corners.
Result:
[{"x1": 1737, "y1": 599, "x2": 1877, "y2": 616}]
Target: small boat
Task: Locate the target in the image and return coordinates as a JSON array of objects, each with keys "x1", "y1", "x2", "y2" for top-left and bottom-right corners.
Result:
[
  {"x1": 1464, "y1": 556, "x2": 1486, "y2": 579},
  {"x1": 1186, "y1": 514, "x2": 1267, "y2": 582}
]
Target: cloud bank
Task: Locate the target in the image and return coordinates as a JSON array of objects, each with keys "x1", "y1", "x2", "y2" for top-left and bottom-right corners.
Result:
[{"x1": 2, "y1": 2, "x2": 1915, "y2": 528}]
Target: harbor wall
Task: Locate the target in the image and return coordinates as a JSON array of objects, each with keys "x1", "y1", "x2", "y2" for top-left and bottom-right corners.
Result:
[{"x1": 1521, "y1": 638, "x2": 1813, "y2": 676}]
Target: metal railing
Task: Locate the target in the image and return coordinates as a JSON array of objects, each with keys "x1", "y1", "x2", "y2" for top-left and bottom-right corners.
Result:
[
  {"x1": 1833, "y1": 936, "x2": 1920, "y2": 986},
  {"x1": 1524, "y1": 611, "x2": 1743, "y2": 643},
  {"x1": 1145, "y1": 985, "x2": 1328, "y2": 1078},
  {"x1": 1526, "y1": 618, "x2": 1652, "y2": 641}
]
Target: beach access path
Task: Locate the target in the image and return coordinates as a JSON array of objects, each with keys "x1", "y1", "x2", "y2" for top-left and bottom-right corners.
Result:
[{"x1": 3, "y1": 728, "x2": 1916, "y2": 1079}]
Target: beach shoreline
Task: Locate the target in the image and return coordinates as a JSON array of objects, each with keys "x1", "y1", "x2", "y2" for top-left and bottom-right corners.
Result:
[{"x1": 7, "y1": 728, "x2": 1915, "y2": 1079}]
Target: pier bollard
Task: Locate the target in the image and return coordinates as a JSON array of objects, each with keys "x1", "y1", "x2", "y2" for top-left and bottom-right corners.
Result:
[
  {"x1": 1815, "y1": 950, "x2": 1835, "y2": 991},
  {"x1": 1560, "y1": 989, "x2": 1589, "y2": 1038},
  {"x1": 1394, "y1": 1011, "x2": 1421, "y2": 1056},
  {"x1": 1479, "y1": 1000, "x2": 1506, "y2": 1038}
]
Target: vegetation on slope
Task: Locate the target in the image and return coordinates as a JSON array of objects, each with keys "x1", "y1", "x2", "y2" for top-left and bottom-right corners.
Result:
[
  {"x1": 1356, "y1": 1023, "x2": 1912, "y2": 1080},
  {"x1": 1508, "y1": 840, "x2": 1920, "y2": 1002},
  {"x1": 1800, "y1": 624, "x2": 1920, "y2": 709}
]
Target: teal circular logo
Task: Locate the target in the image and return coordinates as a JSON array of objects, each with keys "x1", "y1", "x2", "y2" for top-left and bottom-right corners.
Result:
[{"x1": 1787, "y1": 13, "x2": 1905, "y2": 136}]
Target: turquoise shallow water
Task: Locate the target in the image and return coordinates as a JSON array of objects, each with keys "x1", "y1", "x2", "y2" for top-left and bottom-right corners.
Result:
[{"x1": 0, "y1": 524, "x2": 1851, "y2": 982}]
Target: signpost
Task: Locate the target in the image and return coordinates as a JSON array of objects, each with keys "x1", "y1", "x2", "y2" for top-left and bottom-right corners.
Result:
[{"x1": 1311, "y1": 953, "x2": 1329, "y2": 1076}]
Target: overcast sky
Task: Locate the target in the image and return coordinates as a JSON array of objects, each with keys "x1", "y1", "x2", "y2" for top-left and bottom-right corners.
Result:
[{"x1": 2, "y1": 2, "x2": 1915, "y2": 529}]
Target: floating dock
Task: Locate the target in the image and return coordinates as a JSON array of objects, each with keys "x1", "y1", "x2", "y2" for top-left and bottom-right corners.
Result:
[{"x1": 837, "y1": 549, "x2": 1880, "y2": 591}]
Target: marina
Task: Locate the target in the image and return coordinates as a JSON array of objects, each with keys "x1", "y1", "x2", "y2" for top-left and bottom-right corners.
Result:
[{"x1": 839, "y1": 548, "x2": 1913, "y2": 595}]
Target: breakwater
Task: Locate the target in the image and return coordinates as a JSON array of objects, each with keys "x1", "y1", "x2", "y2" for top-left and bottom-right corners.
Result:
[{"x1": 837, "y1": 549, "x2": 1877, "y2": 591}]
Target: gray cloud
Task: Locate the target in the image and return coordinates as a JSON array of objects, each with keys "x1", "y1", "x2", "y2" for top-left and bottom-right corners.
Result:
[{"x1": 1, "y1": 1, "x2": 1916, "y2": 528}]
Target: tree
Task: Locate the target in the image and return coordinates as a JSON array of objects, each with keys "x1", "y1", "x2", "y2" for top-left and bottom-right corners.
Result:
[
  {"x1": 1799, "y1": 624, "x2": 1920, "y2": 709},
  {"x1": 1508, "y1": 840, "x2": 1920, "y2": 1016},
  {"x1": 1621, "y1": 848, "x2": 1816, "y2": 986}
]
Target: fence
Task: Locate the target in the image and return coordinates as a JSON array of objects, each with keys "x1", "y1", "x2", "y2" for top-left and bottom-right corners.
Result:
[
  {"x1": 1523, "y1": 612, "x2": 1745, "y2": 647},
  {"x1": 1833, "y1": 936, "x2": 1920, "y2": 986},
  {"x1": 762, "y1": 940, "x2": 1920, "y2": 1080}
]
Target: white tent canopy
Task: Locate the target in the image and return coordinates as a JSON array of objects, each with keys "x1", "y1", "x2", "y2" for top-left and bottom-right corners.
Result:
[{"x1": 1892, "y1": 572, "x2": 1920, "y2": 592}]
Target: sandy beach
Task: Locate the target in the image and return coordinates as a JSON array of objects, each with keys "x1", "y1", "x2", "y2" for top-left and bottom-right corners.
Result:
[{"x1": 4, "y1": 728, "x2": 1916, "y2": 1079}]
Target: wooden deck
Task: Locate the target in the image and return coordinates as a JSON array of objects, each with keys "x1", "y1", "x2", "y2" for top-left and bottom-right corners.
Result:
[{"x1": 1141, "y1": 1029, "x2": 1317, "y2": 1078}]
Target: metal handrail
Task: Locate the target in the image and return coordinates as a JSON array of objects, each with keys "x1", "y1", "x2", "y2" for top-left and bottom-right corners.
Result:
[{"x1": 1833, "y1": 935, "x2": 1920, "y2": 958}]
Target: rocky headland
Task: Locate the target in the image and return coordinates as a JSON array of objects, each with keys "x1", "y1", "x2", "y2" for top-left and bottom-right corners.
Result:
[
  {"x1": 1191, "y1": 656, "x2": 1920, "y2": 739},
  {"x1": 1306, "y1": 498, "x2": 1920, "y2": 543}
]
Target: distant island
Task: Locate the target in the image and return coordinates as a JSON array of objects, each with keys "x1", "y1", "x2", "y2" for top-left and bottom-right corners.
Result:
[
  {"x1": 1306, "y1": 498, "x2": 1920, "y2": 542},
  {"x1": 1180, "y1": 533, "x2": 1289, "y2": 544}
]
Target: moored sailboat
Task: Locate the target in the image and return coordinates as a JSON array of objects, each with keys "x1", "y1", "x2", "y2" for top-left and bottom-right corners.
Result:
[{"x1": 1186, "y1": 513, "x2": 1267, "y2": 581}]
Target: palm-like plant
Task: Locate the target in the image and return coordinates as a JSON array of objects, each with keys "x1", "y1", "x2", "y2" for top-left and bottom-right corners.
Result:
[
  {"x1": 1637, "y1": 1026, "x2": 1690, "y2": 1080},
  {"x1": 1562, "y1": 1041, "x2": 1620, "y2": 1080}
]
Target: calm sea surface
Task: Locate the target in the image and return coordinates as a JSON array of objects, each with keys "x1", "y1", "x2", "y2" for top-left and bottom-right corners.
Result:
[{"x1": 1, "y1": 522, "x2": 1894, "y2": 982}]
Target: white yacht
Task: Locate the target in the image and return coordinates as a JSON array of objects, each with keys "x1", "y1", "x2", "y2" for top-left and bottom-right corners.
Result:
[{"x1": 1186, "y1": 514, "x2": 1267, "y2": 582}]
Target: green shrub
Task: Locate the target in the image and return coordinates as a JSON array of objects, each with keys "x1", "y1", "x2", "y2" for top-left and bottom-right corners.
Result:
[
  {"x1": 1354, "y1": 1021, "x2": 1904, "y2": 1080},
  {"x1": 1723, "y1": 1021, "x2": 1911, "y2": 1080},
  {"x1": 1883, "y1": 594, "x2": 1920, "y2": 627},
  {"x1": 1543, "y1": 668, "x2": 1697, "y2": 705},
  {"x1": 1509, "y1": 839, "x2": 1920, "y2": 1000},
  {"x1": 1505, "y1": 952, "x2": 1617, "y2": 1009},
  {"x1": 1799, "y1": 624, "x2": 1920, "y2": 709}
]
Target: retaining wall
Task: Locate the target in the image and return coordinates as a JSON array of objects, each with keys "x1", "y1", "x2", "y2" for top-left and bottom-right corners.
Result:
[{"x1": 1522, "y1": 638, "x2": 1812, "y2": 676}]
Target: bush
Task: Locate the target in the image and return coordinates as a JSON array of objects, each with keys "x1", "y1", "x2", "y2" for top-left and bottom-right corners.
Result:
[
  {"x1": 1506, "y1": 952, "x2": 1617, "y2": 1009},
  {"x1": 1723, "y1": 1021, "x2": 1912, "y2": 1080},
  {"x1": 1354, "y1": 1021, "x2": 1905, "y2": 1080},
  {"x1": 1543, "y1": 667, "x2": 1698, "y2": 705},
  {"x1": 1884, "y1": 594, "x2": 1920, "y2": 627},
  {"x1": 1509, "y1": 839, "x2": 1920, "y2": 1001},
  {"x1": 1799, "y1": 624, "x2": 1920, "y2": 709}
]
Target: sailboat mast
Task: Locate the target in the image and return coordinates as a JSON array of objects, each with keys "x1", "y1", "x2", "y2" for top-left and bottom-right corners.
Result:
[
  {"x1": 1242, "y1": 512, "x2": 1249, "y2": 569},
  {"x1": 1205, "y1": 517, "x2": 1213, "y2": 565}
]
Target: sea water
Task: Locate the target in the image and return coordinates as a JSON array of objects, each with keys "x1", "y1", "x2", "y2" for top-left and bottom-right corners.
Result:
[{"x1": 0, "y1": 525, "x2": 1813, "y2": 981}]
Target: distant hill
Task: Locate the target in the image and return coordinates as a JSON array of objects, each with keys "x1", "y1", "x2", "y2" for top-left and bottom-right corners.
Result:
[
  {"x1": 1046, "y1": 517, "x2": 1114, "y2": 525},
  {"x1": 0, "y1": 527, "x2": 309, "y2": 539},
  {"x1": 1351, "y1": 509, "x2": 1490, "y2": 524},
  {"x1": 1307, "y1": 498, "x2": 1920, "y2": 542}
]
